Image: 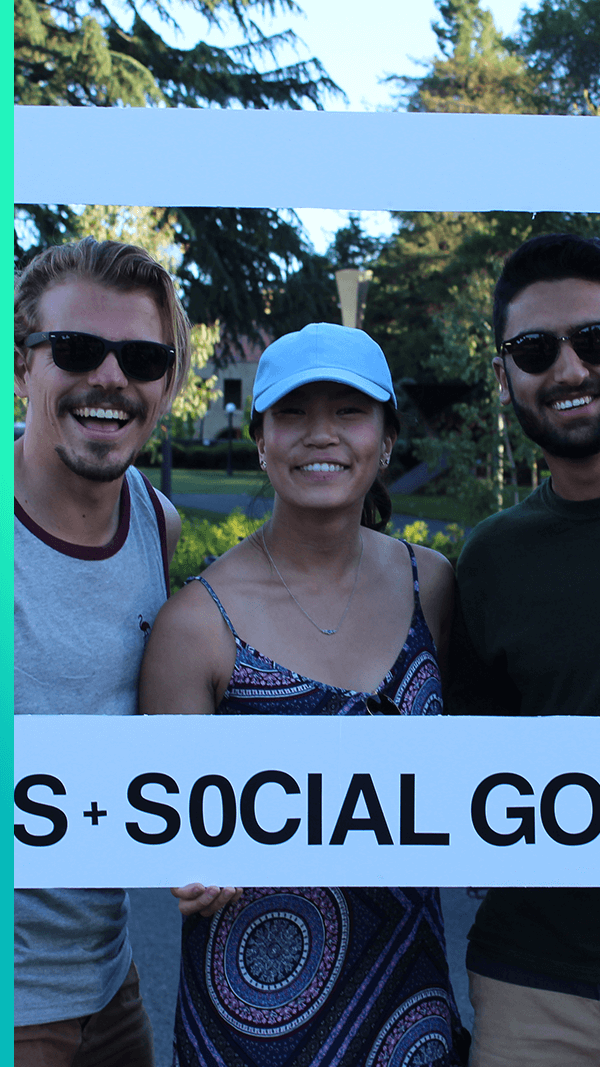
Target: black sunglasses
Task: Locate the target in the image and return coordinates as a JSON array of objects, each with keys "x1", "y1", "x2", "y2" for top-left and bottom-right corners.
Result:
[
  {"x1": 25, "y1": 331, "x2": 175, "y2": 383},
  {"x1": 500, "y1": 322, "x2": 600, "y2": 375}
]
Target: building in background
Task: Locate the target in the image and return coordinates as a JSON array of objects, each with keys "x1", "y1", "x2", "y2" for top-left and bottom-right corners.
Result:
[{"x1": 198, "y1": 331, "x2": 270, "y2": 441}]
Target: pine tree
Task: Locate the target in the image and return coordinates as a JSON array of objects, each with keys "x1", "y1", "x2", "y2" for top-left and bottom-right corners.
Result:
[
  {"x1": 386, "y1": 0, "x2": 541, "y2": 114},
  {"x1": 512, "y1": 0, "x2": 600, "y2": 115},
  {"x1": 15, "y1": 0, "x2": 342, "y2": 109}
]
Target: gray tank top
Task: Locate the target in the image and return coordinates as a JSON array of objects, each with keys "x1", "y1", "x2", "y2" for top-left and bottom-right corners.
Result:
[{"x1": 15, "y1": 466, "x2": 169, "y2": 1024}]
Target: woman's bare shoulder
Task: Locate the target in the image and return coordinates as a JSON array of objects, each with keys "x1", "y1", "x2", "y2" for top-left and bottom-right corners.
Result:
[
  {"x1": 150, "y1": 577, "x2": 226, "y2": 647},
  {"x1": 409, "y1": 543, "x2": 455, "y2": 588},
  {"x1": 371, "y1": 530, "x2": 453, "y2": 577}
]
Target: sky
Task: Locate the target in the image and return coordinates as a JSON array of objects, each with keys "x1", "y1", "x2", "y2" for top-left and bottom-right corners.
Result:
[{"x1": 114, "y1": 0, "x2": 542, "y2": 252}]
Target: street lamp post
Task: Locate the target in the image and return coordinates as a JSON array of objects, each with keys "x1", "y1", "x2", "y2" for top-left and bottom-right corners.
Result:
[
  {"x1": 225, "y1": 402, "x2": 237, "y2": 477},
  {"x1": 335, "y1": 268, "x2": 373, "y2": 329}
]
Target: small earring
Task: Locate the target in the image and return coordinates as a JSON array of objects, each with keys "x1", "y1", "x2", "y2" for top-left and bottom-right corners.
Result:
[
  {"x1": 379, "y1": 455, "x2": 389, "y2": 469},
  {"x1": 260, "y1": 457, "x2": 267, "y2": 471}
]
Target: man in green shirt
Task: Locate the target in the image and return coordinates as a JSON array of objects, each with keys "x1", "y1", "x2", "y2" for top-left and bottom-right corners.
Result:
[{"x1": 449, "y1": 233, "x2": 600, "y2": 1066}]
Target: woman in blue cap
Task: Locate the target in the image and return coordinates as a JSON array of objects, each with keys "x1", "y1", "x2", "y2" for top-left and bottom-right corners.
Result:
[{"x1": 140, "y1": 323, "x2": 468, "y2": 1066}]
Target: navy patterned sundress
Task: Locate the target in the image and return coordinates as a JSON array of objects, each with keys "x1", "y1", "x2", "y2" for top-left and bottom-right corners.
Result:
[{"x1": 174, "y1": 542, "x2": 468, "y2": 1067}]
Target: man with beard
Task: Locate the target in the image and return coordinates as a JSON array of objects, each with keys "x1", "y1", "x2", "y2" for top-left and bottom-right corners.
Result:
[
  {"x1": 449, "y1": 233, "x2": 600, "y2": 1065},
  {"x1": 14, "y1": 237, "x2": 235, "y2": 1066}
]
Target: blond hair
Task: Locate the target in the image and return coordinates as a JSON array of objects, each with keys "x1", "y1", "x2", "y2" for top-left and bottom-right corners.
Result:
[{"x1": 15, "y1": 236, "x2": 191, "y2": 398}]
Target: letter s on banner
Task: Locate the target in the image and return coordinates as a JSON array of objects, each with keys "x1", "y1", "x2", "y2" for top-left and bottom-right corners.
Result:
[
  {"x1": 14, "y1": 774, "x2": 68, "y2": 846},
  {"x1": 126, "y1": 773, "x2": 181, "y2": 844}
]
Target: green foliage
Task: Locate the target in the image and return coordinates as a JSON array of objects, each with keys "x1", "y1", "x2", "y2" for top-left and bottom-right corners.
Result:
[
  {"x1": 267, "y1": 252, "x2": 340, "y2": 338},
  {"x1": 385, "y1": 0, "x2": 600, "y2": 117},
  {"x1": 387, "y1": 0, "x2": 541, "y2": 114},
  {"x1": 368, "y1": 209, "x2": 600, "y2": 522},
  {"x1": 392, "y1": 520, "x2": 467, "y2": 567},
  {"x1": 328, "y1": 215, "x2": 383, "y2": 270},
  {"x1": 174, "y1": 206, "x2": 309, "y2": 358},
  {"x1": 170, "y1": 324, "x2": 221, "y2": 428},
  {"x1": 241, "y1": 394, "x2": 253, "y2": 440},
  {"x1": 513, "y1": 0, "x2": 600, "y2": 115},
  {"x1": 72, "y1": 205, "x2": 181, "y2": 270},
  {"x1": 14, "y1": 1, "x2": 345, "y2": 353},
  {"x1": 365, "y1": 211, "x2": 491, "y2": 381},
  {"x1": 14, "y1": 0, "x2": 165, "y2": 106},
  {"x1": 170, "y1": 509, "x2": 267, "y2": 591},
  {"x1": 14, "y1": 0, "x2": 343, "y2": 110}
]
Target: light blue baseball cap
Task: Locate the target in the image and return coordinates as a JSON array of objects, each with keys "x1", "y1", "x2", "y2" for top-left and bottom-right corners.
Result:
[{"x1": 252, "y1": 322, "x2": 397, "y2": 414}]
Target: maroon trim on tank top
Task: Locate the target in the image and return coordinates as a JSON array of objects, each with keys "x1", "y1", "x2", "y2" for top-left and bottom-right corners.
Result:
[
  {"x1": 139, "y1": 471, "x2": 170, "y2": 596},
  {"x1": 14, "y1": 477, "x2": 131, "y2": 560}
]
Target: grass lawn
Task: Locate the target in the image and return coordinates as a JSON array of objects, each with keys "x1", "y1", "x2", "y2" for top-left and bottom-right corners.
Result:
[
  {"x1": 137, "y1": 467, "x2": 274, "y2": 497},
  {"x1": 138, "y1": 466, "x2": 537, "y2": 527},
  {"x1": 391, "y1": 486, "x2": 536, "y2": 524}
]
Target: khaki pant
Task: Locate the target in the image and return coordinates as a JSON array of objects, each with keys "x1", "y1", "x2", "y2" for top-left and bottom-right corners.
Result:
[
  {"x1": 14, "y1": 962, "x2": 155, "y2": 1067},
  {"x1": 468, "y1": 970, "x2": 600, "y2": 1067}
]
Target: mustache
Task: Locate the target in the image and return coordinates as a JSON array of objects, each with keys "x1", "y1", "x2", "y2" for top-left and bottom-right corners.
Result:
[
  {"x1": 57, "y1": 391, "x2": 147, "y2": 421},
  {"x1": 539, "y1": 380, "x2": 600, "y2": 406}
]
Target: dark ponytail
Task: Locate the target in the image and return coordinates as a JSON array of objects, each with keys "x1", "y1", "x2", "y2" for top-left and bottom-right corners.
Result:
[
  {"x1": 361, "y1": 400, "x2": 400, "y2": 531},
  {"x1": 361, "y1": 477, "x2": 393, "y2": 532}
]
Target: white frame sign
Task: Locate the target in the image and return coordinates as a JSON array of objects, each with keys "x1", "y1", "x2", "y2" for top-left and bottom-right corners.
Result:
[
  {"x1": 15, "y1": 715, "x2": 600, "y2": 888},
  {"x1": 14, "y1": 108, "x2": 600, "y2": 889}
]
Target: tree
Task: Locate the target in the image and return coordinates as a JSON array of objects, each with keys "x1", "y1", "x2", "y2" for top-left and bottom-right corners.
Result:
[
  {"x1": 365, "y1": 211, "x2": 489, "y2": 382},
  {"x1": 14, "y1": 0, "x2": 343, "y2": 109},
  {"x1": 386, "y1": 0, "x2": 541, "y2": 114},
  {"x1": 173, "y1": 205, "x2": 310, "y2": 359},
  {"x1": 15, "y1": 1, "x2": 344, "y2": 357},
  {"x1": 366, "y1": 210, "x2": 600, "y2": 521},
  {"x1": 371, "y1": 0, "x2": 599, "y2": 516},
  {"x1": 265, "y1": 215, "x2": 384, "y2": 339},
  {"x1": 511, "y1": 0, "x2": 600, "y2": 115}
]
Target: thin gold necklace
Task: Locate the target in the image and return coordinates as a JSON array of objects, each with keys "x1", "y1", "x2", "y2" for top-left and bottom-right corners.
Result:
[{"x1": 261, "y1": 527, "x2": 364, "y2": 636}]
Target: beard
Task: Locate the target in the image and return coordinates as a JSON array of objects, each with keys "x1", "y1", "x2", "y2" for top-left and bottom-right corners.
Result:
[
  {"x1": 55, "y1": 442, "x2": 139, "y2": 482},
  {"x1": 506, "y1": 374, "x2": 600, "y2": 460},
  {"x1": 54, "y1": 388, "x2": 148, "y2": 482}
]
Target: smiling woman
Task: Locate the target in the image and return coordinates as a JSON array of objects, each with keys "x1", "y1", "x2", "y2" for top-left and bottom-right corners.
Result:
[{"x1": 139, "y1": 322, "x2": 470, "y2": 1066}]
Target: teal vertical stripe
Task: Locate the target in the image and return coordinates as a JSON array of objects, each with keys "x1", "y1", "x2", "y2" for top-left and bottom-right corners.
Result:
[{"x1": 4, "y1": 6, "x2": 14, "y2": 1056}]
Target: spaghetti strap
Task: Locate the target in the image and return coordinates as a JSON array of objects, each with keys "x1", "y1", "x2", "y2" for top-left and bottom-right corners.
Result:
[
  {"x1": 185, "y1": 575, "x2": 238, "y2": 637},
  {"x1": 400, "y1": 538, "x2": 423, "y2": 612}
]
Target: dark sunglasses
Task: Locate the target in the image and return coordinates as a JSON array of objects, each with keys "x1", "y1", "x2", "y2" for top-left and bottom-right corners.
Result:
[
  {"x1": 500, "y1": 322, "x2": 600, "y2": 375},
  {"x1": 25, "y1": 331, "x2": 175, "y2": 383}
]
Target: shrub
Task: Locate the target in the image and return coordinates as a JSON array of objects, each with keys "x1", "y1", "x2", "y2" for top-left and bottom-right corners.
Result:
[
  {"x1": 139, "y1": 440, "x2": 259, "y2": 470},
  {"x1": 170, "y1": 509, "x2": 268, "y2": 592},
  {"x1": 392, "y1": 520, "x2": 466, "y2": 567}
]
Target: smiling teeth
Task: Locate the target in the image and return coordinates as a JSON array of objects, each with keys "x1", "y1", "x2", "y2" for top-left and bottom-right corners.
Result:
[
  {"x1": 73, "y1": 407, "x2": 129, "y2": 420},
  {"x1": 552, "y1": 396, "x2": 593, "y2": 411},
  {"x1": 301, "y1": 463, "x2": 346, "y2": 472}
]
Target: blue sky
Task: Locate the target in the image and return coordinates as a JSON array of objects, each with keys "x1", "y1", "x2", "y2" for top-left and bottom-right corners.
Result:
[{"x1": 115, "y1": 0, "x2": 541, "y2": 251}]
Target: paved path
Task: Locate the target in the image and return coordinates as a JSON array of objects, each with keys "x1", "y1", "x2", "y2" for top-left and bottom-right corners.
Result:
[{"x1": 172, "y1": 493, "x2": 457, "y2": 537}]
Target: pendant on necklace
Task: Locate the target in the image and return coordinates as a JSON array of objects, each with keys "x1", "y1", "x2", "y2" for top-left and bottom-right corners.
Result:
[{"x1": 322, "y1": 629, "x2": 336, "y2": 635}]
